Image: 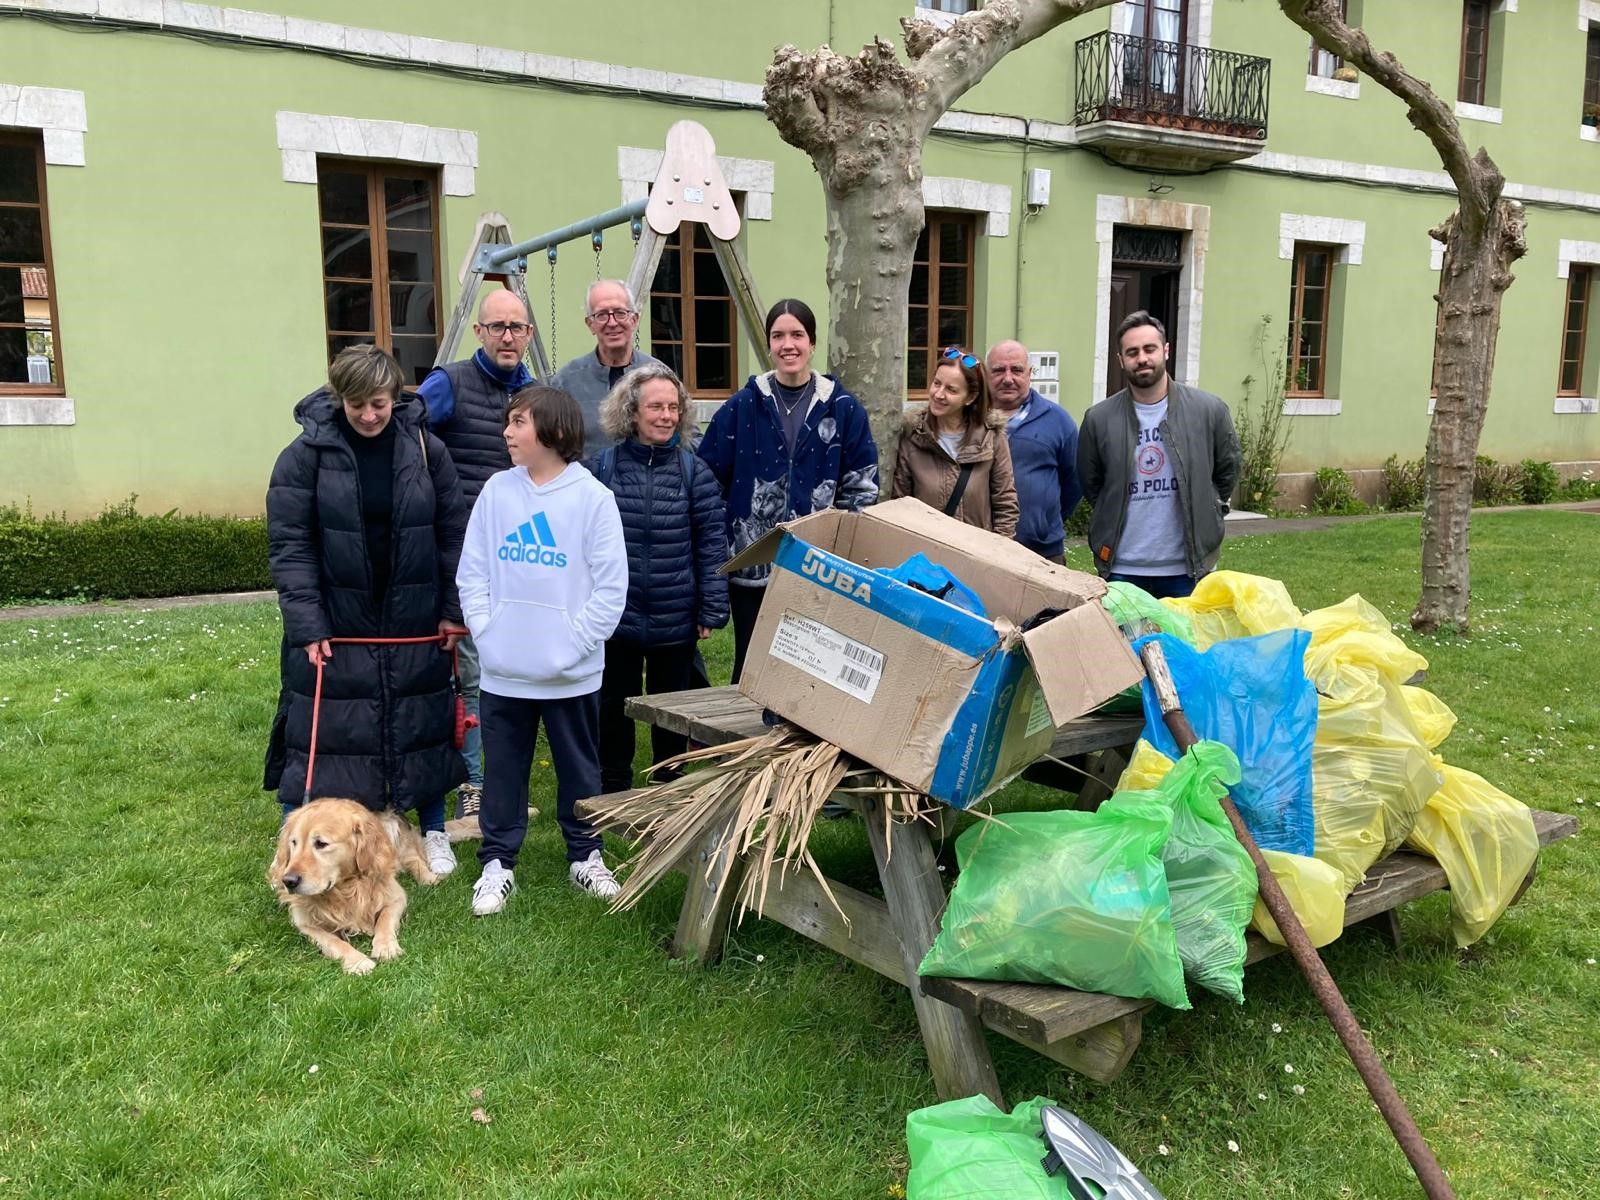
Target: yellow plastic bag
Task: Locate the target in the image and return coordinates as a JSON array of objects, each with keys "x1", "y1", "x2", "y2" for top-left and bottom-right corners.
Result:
[
  {"x1": 1407, "y1": 762, "x2": 1539, "y2": 947},
  {"x1": 1252, "y1": 850, "x2": 1346, "y2": 948},
  {"x1": 1116, "y1": 739, "x2": 1175, "y2": 792},
  {"x1": 1296, "y1": 595, "x2": 1441, "y2": 891},
  {"x1": 1164, "y1": 571, "x2": 1299, "y2": 648},
  {"x1": 1402, "y1": 685, "x2": 1458, "y2": 751},
  {"x1": 1301, "y1": 595, "x2": 1429, "y2": 701},
  {"x1": 1311, "y1": 677, "x2": 1442, "y2": 891}
]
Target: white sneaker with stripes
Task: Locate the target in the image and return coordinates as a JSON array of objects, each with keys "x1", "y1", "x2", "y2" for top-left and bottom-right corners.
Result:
[
  {"x1": 568, "y1": 850, "x2": 620, "y2": 901},
  {"x1": 471, "y1": 858, "x2": 515, "y2": 916}
]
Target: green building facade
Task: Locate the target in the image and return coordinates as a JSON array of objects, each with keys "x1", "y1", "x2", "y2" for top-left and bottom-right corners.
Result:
[{"x1": 3, "y1": 0, "x2": 1598, "y2": 516}]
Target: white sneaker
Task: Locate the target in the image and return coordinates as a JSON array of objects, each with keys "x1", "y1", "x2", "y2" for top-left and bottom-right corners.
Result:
[
  {"x1": 422, "y1": 830, "x2": 456, "y2": 877},
  {"x1": 569, "y1": 849, "x2": 621, "y2": 901},
  {"x1": 471, "y1": 859, "x2": 515, "y2": 916}
]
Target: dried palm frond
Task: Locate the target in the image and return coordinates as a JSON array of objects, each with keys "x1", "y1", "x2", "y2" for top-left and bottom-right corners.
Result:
[{"x1": 586, "y1": 728, "x2": 950, "y2": 928}]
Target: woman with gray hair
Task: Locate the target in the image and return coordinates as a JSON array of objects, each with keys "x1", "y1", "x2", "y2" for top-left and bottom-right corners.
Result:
[{"x1": 587, "y1": 364, "x2": 731, "y2": 792}]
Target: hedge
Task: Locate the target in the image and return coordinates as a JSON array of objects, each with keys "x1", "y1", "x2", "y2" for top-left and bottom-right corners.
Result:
[{"x1": 0, "y1": 497, "x2": 271, "y2": 606}]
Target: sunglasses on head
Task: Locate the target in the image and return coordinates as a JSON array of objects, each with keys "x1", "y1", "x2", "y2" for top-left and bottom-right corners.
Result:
[{"x1": 942, "y1": 347, "x2": 979, "y2": 370}]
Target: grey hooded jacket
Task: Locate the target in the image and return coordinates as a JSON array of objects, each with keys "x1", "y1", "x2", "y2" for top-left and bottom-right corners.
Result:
[{"x1": 1077, "y1": 381, "x2": 1241, "y2": 579}]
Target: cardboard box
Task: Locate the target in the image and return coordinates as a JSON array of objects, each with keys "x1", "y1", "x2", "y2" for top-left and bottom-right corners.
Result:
[{"x1": 722, "y1": 498, "x2": 1144, "y2": 808}]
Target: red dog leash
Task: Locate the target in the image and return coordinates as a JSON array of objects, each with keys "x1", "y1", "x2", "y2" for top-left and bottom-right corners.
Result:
[{"x1": 302, "y1": 635, "x2": 477, "y2": 803}]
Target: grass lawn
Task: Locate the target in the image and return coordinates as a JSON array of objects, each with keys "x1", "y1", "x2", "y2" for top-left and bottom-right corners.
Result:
[{"x1": 1, "y1": 510, "x2": 1596, "y2": 1198}]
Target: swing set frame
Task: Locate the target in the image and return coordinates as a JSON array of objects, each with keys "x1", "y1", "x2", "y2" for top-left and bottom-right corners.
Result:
[{"x1": 432, "y1": 121, "x2": 769, "y2": 384}]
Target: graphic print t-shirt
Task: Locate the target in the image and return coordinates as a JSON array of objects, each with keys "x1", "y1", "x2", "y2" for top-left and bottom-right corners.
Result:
[{"x1": 1112, "y1": 397, "x2": 1187, "y2": 575}]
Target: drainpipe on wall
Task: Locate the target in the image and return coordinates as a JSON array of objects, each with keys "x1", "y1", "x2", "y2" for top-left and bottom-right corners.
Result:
[{"x1": 1015, "y1": 120, "x2": 1031, "y2": 343}]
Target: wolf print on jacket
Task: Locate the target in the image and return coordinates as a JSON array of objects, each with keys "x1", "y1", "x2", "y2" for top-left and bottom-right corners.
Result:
[{"x1": 697, "y1": 371, "x2": 880, "y2": 586}]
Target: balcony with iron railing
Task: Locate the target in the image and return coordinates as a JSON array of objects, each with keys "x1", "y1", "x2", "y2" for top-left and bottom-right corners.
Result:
[{"x1": 1073, "y1": 31, "x2": 1271, "y2": 170}]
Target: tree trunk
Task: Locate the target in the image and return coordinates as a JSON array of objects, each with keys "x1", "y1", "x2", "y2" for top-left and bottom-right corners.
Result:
[
  {"x1": 1416, "y1": 202, "x2": 1525, "y2": 632},
  {"x1": 1278, "y1": 0, "x2": 1527, "y2": 634},
  {"x1": 763, "y1": 1, "x2": 1115, "y2": 487},
  {"x1": 822, "y1": 173, "x2": 926, "y2": 488}
]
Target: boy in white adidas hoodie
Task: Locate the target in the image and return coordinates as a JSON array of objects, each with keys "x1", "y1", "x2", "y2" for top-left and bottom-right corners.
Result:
[{"x1": 457, "y1": 385, "x2": 627, "y2": 914}]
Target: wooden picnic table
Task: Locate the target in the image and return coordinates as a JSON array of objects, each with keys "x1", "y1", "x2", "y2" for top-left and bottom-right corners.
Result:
[{"x1": 581, "y1": 685, "x2": 1579, "y2": 1108}]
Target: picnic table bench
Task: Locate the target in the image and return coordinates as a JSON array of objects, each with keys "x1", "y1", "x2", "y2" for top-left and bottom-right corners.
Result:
[{"x1": 579, "y1": 686, "x2": 1579, "y2": 1107}]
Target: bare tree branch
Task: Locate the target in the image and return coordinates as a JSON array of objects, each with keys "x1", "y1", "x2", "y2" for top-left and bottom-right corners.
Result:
[
  {"x1": 1278, "y1": 0, "x2": 1498, "y2": 228},
  {"x1": 903, "y1": 0, "x2": 1110, "y2": 134}
]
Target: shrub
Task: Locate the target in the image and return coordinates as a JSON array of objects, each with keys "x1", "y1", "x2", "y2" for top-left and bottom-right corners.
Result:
[
  {"x1": 1064, "y1": 498, "x2": 1092, "y2": 538},
  {"x1": 1517, "y1": 460, "x2": 1559, "y2": 505},
  {"x1": 1381, "y1": 454, "x2": 1426, "y2": 511},
  {"x1": 1231, "y1": 315, "x2": 1293, "y2": 513},
  {"x1": 0, "y1": 496, "x2": 270, "y2": 606},
  {"x1": 1472, "y1": 456, "x2": 1520, "y2": 507},
  {"x1": 1311, "y1": 467, "x2": 1367, "y2": 515},
  {"x1": 1560, "y1": 474, "x2": 1600, "y2": 501}
]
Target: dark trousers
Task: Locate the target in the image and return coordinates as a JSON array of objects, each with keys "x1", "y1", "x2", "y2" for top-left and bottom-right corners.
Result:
[
  {"x1": 479, "y1": 689, "x2": 602, "y2": 868},
  {"x1": 729, "y1": 584, "x2": 767, "y2": 684},
  {"x1": 1108, "y1": 572, "x2": 1199, "y2": 600},
  {"x1": 599, "y1": 639, "x2": 698, "y2": 794}
]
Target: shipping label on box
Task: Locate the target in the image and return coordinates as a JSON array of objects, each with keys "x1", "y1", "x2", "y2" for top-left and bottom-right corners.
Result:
[{"x1": 768, "y1": 612, "x2": 885, "y2": 704}]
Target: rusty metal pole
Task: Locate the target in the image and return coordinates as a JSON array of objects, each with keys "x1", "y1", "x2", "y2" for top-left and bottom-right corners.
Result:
[{"x1": 1138, "y1": 641, "x2": 1457, "y2": 1200}]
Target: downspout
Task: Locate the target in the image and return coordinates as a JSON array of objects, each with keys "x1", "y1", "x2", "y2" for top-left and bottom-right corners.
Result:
[{"x1": 1015, "y1": 120, "x2": 1032, "y2": 343}]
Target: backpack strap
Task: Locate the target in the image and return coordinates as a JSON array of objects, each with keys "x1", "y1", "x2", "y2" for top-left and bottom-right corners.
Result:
[
  {"x1": 595, "y1": 446, "x2": 618, "y2": 486},
  {"x1": 678, "y1": 447, "x2": 697, "y2": 496}
]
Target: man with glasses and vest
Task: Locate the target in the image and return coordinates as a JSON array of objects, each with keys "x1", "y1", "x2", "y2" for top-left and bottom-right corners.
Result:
[
  {"x1": 416, "y1": 286, "x2": 537, "y2": 819},
  {"x1": 552, "y1": 279, "x2": 659, "y2": 459}
]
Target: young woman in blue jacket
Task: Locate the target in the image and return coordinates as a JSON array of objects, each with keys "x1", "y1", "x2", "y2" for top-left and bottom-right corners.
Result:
[
  {"x1": 695, "y1": 299, "x2": 879, "y2": 681},
  {"x1": 590, "y1": 364, "x2": 730, "y2": 792}
]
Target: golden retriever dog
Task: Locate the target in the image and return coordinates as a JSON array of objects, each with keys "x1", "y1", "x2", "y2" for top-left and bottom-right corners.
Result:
[{"x1": 268, "y1": 798, "x2": 440, "y2": 974}]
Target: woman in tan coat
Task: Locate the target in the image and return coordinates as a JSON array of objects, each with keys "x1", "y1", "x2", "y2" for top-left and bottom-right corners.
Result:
[{"x1": 893, "y1": 347, "x2": 1020, "y2": 537}]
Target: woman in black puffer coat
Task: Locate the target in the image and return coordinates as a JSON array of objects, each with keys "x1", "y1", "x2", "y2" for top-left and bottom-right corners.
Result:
[
  {"x1": 589, "y1": 363, "x2": 730, "y2": 793},
  {"x1": 264, "y1": 346, "x2": 469, "y2": 869}
]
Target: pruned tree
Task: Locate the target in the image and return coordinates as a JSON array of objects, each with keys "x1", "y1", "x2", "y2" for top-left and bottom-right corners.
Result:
[
  {"x1": 762, "y1": 0, "x2": 1115, "y2": 485},
  {"x1": 1281, "y1": 0, "x2": 1526, "y2": 634}
]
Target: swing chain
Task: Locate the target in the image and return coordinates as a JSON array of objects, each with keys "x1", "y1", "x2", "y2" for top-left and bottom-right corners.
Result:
[
  {"x1": 546, "y1": 246, "x2": 559, "y2": 366},
  {"x1": 629, "y1": 220, "x2": 644, "y2": 351},
  {"x1": 592, "y1": 231, "x2": 604, "y2": 281}
]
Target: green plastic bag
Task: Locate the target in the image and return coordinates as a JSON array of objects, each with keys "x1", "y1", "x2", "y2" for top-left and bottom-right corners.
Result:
[
  {"x1": 1098, "y1": 582, "x2": 1195, "y2": 712},
  {"x1": 906, "y1": 1095, "x2": 1071, "y2": 1199},
  {"x1": 1118, "y1": 741, "x2": 1258, "y2": 1003},
  {"x1": 919, "y1": 795, "x2": 1190, "y2": 1011}
]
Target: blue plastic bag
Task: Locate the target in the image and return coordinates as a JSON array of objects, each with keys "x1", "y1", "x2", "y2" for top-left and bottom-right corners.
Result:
[
  {"x1": 880, "y1": 552, "x2": 988, "y2": 618},
  {"x1": 1134, "y1": 630, "x2": 1318, "y2": 856}
]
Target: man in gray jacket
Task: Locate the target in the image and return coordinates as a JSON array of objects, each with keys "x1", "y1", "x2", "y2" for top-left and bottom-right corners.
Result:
[
  {"x1": 551, "y1": 279, "x2": 659, "y2": 459},
  {"x1": 1077, "y1": 310, "x2": 1240, "y2": 599}
]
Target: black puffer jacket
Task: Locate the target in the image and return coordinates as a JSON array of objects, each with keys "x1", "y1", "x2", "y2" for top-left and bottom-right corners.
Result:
[
  {"x1": 591, "y1": 437, "x2": 730, "y2": 645},
  {"x1": 263, "y1": 389, "x2": 468, "y2": 811}
]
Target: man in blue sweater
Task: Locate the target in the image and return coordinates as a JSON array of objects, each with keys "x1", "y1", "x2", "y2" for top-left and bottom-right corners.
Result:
[{"x1": 986, "y1": 340, "x2": 1082, "y2": 563}]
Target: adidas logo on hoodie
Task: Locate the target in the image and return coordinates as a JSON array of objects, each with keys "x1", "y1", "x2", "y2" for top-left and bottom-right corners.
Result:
[{"x1": 498, "y1": 511, "x2": 568, "y2": 567}]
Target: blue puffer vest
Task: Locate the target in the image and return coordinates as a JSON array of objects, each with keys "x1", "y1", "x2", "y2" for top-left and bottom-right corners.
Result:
[
  {"x1": 435, "y1": 357, "x2": 518, "y2": 503},
  {"x1": 591, "y1": 437, "x2": 731, "y2": 646}
]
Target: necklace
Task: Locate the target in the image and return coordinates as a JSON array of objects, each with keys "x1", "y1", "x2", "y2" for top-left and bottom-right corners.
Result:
[{"x1": 774, "y1": 376, "x2": 813, "y2": 415}]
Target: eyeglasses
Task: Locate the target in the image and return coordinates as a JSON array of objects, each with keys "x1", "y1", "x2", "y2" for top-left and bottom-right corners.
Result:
[
  {"x1": 587, "y1": 308, "x2": 636, "y2": 325},
  {"x1": 481, "y1": 321, "x2": 533, "y2": 337},
  {"x1": 942, "y1": 347, "x2": 980, "y2": 370},
  {"x1": 641, "y1": 402, "x2": 681, "y2": 416}
]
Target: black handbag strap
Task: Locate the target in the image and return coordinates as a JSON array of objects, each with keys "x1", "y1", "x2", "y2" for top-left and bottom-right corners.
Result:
[{"x1": 942, "y1": 463, "x2": 975, "y2": 517}]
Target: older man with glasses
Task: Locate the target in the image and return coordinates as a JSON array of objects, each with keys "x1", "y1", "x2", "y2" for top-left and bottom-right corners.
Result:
[
  {"x1": 550, "y1": 279, "x2": 661, "y2": 459},
  {"x1": 416, "y1": 286, "x2": 538, "y2": 820}
]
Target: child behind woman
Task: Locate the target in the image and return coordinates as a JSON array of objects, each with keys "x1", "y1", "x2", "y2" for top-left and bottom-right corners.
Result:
[{"x1": 456, "y1": 386, "x2": 628, "y2": 914}]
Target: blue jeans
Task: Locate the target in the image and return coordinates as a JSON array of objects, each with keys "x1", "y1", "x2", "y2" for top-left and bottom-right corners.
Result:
[
  {"x1": 455, "y1": 634, "x2": 484, "y2": 788},
  {"x1": 1108, "y1": 572, "x2": 1199, "y2": 600}
]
